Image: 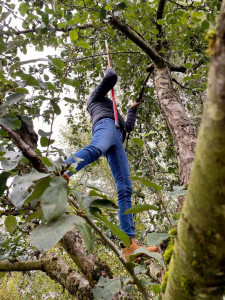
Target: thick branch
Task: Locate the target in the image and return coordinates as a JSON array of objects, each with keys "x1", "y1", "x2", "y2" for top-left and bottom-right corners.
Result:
[
  {"x1": 110, "y1": 14, "x2": 164, "y2": 68},
  {"x1": 0, "y1": 253, "x2": 93, "y2": 298},
  {"x1": 60, "y1": 226, "x2": 112, "y2": 287},
  {"x1": 147, "y1": 58, "x2": 208, "y2": 73},
  {"x1": 0, "y1": 124, "x2": 48, "y2": 173},
  {"x1": 42, "y1": 252, "x2": 93, "y2": 299},
  {"x1": 156, "y1": 0, "x2": 167, "y2": 50}
]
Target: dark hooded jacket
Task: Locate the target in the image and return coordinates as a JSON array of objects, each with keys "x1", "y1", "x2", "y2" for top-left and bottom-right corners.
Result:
[{"x1": 86, "y1": 68, "x2": 137, "y2": 138}]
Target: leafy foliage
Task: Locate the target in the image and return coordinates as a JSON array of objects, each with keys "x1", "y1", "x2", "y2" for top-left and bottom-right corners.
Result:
[{"x1": 0, "y1": 0, "x2": 221, "y2": 298}]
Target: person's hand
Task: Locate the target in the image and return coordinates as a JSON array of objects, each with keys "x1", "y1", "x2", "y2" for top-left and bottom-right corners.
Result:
[{"x1": 130, "y1": 102, "x2": 141, "y2": 109}]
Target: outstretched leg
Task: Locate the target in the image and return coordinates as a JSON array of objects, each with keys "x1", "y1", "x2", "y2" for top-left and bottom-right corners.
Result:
[{"x1": 106, "y1": 130, "x2": 135, "y2": 237}]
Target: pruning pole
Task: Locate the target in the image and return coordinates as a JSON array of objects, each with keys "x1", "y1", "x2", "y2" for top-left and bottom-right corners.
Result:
[{"x1": 105, "y1": 40, "x2": 120, "y2": 128}]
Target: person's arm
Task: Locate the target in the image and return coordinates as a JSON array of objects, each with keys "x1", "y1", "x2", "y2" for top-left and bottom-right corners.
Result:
[
  {"x1": 89, "y1": 68, "x2": 117, "y2": 103},
  {"x1": 124, "y1": 102, "x2": 141, "y2": 132}
]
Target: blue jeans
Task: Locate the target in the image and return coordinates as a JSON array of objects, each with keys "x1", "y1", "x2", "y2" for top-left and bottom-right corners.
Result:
[{"x1": 65, "y1": 118, "x2": 135, "y2": 237}]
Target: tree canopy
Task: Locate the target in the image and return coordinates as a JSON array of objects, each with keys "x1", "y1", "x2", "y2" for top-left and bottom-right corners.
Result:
[{"x1": 0, "y1": 0, "x2": 225, "y2": 299}]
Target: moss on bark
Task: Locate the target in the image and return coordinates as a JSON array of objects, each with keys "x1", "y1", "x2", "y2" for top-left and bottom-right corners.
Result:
[{"x1": 165, "y1": 2, "x2": 225, "y2": 299}]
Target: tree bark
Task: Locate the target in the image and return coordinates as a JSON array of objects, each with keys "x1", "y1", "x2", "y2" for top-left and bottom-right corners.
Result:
[
  {"x1": 0, "y1": 252, "x2": 93, "y2": 299},
  {"x1": 154, "y1": 65, "x2": 197, "y2": 186},
  {"x1": 165, "y1": 1, "x2": 225, "y2": 299},
  {"x1": 60, "y1": 227, "x2": 113, "y2": 286}
]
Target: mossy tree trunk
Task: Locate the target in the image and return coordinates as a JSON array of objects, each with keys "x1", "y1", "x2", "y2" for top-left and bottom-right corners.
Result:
[{"x1": 165, "y1": 2, "x2": 225, "y2": 299}]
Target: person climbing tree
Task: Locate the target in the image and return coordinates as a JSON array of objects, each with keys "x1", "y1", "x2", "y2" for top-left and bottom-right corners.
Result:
[{"x1": 64, "y1": 68, "x2": 159, "y2": 260}]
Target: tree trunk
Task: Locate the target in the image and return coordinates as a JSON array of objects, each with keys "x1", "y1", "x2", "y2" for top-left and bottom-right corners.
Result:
[
  {"x1": 154, "y1": 65, "x2": 197, "y2": 210},
  {"x1": 165, "y1": 2, "x2": 225, "y2": 298}
]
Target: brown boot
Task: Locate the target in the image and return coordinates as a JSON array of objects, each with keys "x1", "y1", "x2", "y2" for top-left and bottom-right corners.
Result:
[
  {"x1": 122, "y1": 238, "x2": 160, "y2": 261},
  {"x1": 63, "y1": 173, "x2": 70, "y2": 184}
]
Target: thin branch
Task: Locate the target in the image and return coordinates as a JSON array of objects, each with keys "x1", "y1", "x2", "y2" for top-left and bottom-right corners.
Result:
[
  {"x1": 172, "y1": 78, "x2": 193, "y2": 91},
  {"x1": 110, "y1": 14, "x2": 164, "y2": 68},
  {"x1": 0, "y1": 124, "x2": 48, "y2": 173},
  {"x1": 3, "y1": 24, "x2": 94, "y2": 36},
  {"x1": 168, "y1": 0, "x2": 208, "y2": 11},
  {"x1": 74, "y1": 51, "x2": 143, "y2": 61}
]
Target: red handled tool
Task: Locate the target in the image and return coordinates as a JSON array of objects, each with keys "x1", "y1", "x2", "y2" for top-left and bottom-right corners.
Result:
[{"x1": 105, "y1": 40, "x2": 120, "y2": 128}]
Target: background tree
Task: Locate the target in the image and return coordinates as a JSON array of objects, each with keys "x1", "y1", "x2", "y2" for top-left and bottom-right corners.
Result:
[{"x1": 0, "y1": 0, "x2": 224, "y2": 299}]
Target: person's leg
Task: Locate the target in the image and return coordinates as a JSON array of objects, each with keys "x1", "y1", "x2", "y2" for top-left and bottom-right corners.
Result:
[
  {"x1": 106, "y1": 130, "x2": 135, "y2": 238},
  {"x1": 65, "y1": 118, "x2": 116, "y2": 173}
]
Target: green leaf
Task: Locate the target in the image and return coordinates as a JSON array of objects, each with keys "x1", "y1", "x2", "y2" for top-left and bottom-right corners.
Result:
[
  {"x1": 0, "y1": 115, "x2": 21, "y2": 130},
  {"x1": 24, "y1": 176, "x2": 52, "y2": 205},
  {"x1": 0, "y1": 12, "x2": 11, "y2": 22},
  {"x1": 99, "y1": 7, "x2": 107, "y2": 21},
  {"x1": 49, "y1": 57, "x2": 65, "y2": 70},
  {"x1": 1, "y1": 93, "x2": 25, "y2": 108},
  {"x1": 170, "y1": 185, "x2": 187, "y2": 197},
  {"x1": 41, "y1": 176, "x2": 68, "y2": 222},
  {"x1": 60, "y1": 77, "x2": 80, "y2": 88},
  {"x1": 77, "y1": 41, "x2": 90, "y2": 49},
  {"x1": 151, "y1": 28, "x2": 159, "y2": 34},
  {"x1": 10, "y1": 171, "x2": 50, "y2": 209},
  {"x1": 170, "y1": 190, "x2": 187, "y2": 197},
  {"x1": 69, "y1": 29, "x2": 78, "y2": 41},
  {"x1": 63, "y1": 97, "x2": 78, "y2": 104},
  {"x1": 90, "y1": 199, "x2": 119, "y2": 211},
  {"x1": 19, "y1": 3, "x2": 29, "y2": 16},
  {"x1": 89, "y1": 190, "x2": 107, "y2": 199},
  {"x1": 31, "y1": 215, "x2": 85, "y2": 252},
  {"x1": 38, "y1": 129, "x2": 52, "y2": 137},
  {"x1": 95, "y1": 213, "x2": 130, "y2": 247},
  {"x1": 184, "y1": 63, "x2": 193, "y2": 68},
  {"x1": 40, "y1": 157, "x2": 53, "y2": 167},
  {"x1": 146, "y1": 232, "x2": 169, "y2": 246},
  {"x1": 132, "y1": 137, "x2": 143, "y2": 147},
  {"x1": 134, "y1": 264, "x2": 147, "y2": 275},
  {"x1": 40, "y1": 136, "x2": 55, "y2": 147},
  {"x1": 77, "y1": 223, "x2": 94, "y2": 255},
  {"x1": 130, "y1": 176, "x2": 163, "y2": 191},
  {"x1": 5, "y1": 215, "x2": 17, "y2": 234},
  {"x1": 201, "y1": 19, "x2": 210, "y2": 30},
  {"x1": 50, "y1": 101, "x2": 61, "y2": 115},
  {"x1": 25, "y1": 209, "x2": 43, "y2": 222},
  {"x1": 157, "y1": 19, "x2": 165, "y2": 25},
  {"x1": 105, "y1": 4, "x2": 113, "y2": 11},
  {"x1": 93, "y1": 277, "x2": 121, "y2": 300},
  {"x1": 20, "y1": 74, "x2": 40, "y2": 87},
  {"x1": 0, "y1": 172, "x2": 11, "y2": 196},
  {"x1": 152, "y1": 284, "x2": 160, "y2": 294},
  {"x1": 1, "y1": 151, "x2": 23, "y2": 171},
  {"x1": 123, "y1": 204, "x2": 158, "y2": 214},
  {"x1": 130, "y1": 247, "x2": 164, "y2": 264}
]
